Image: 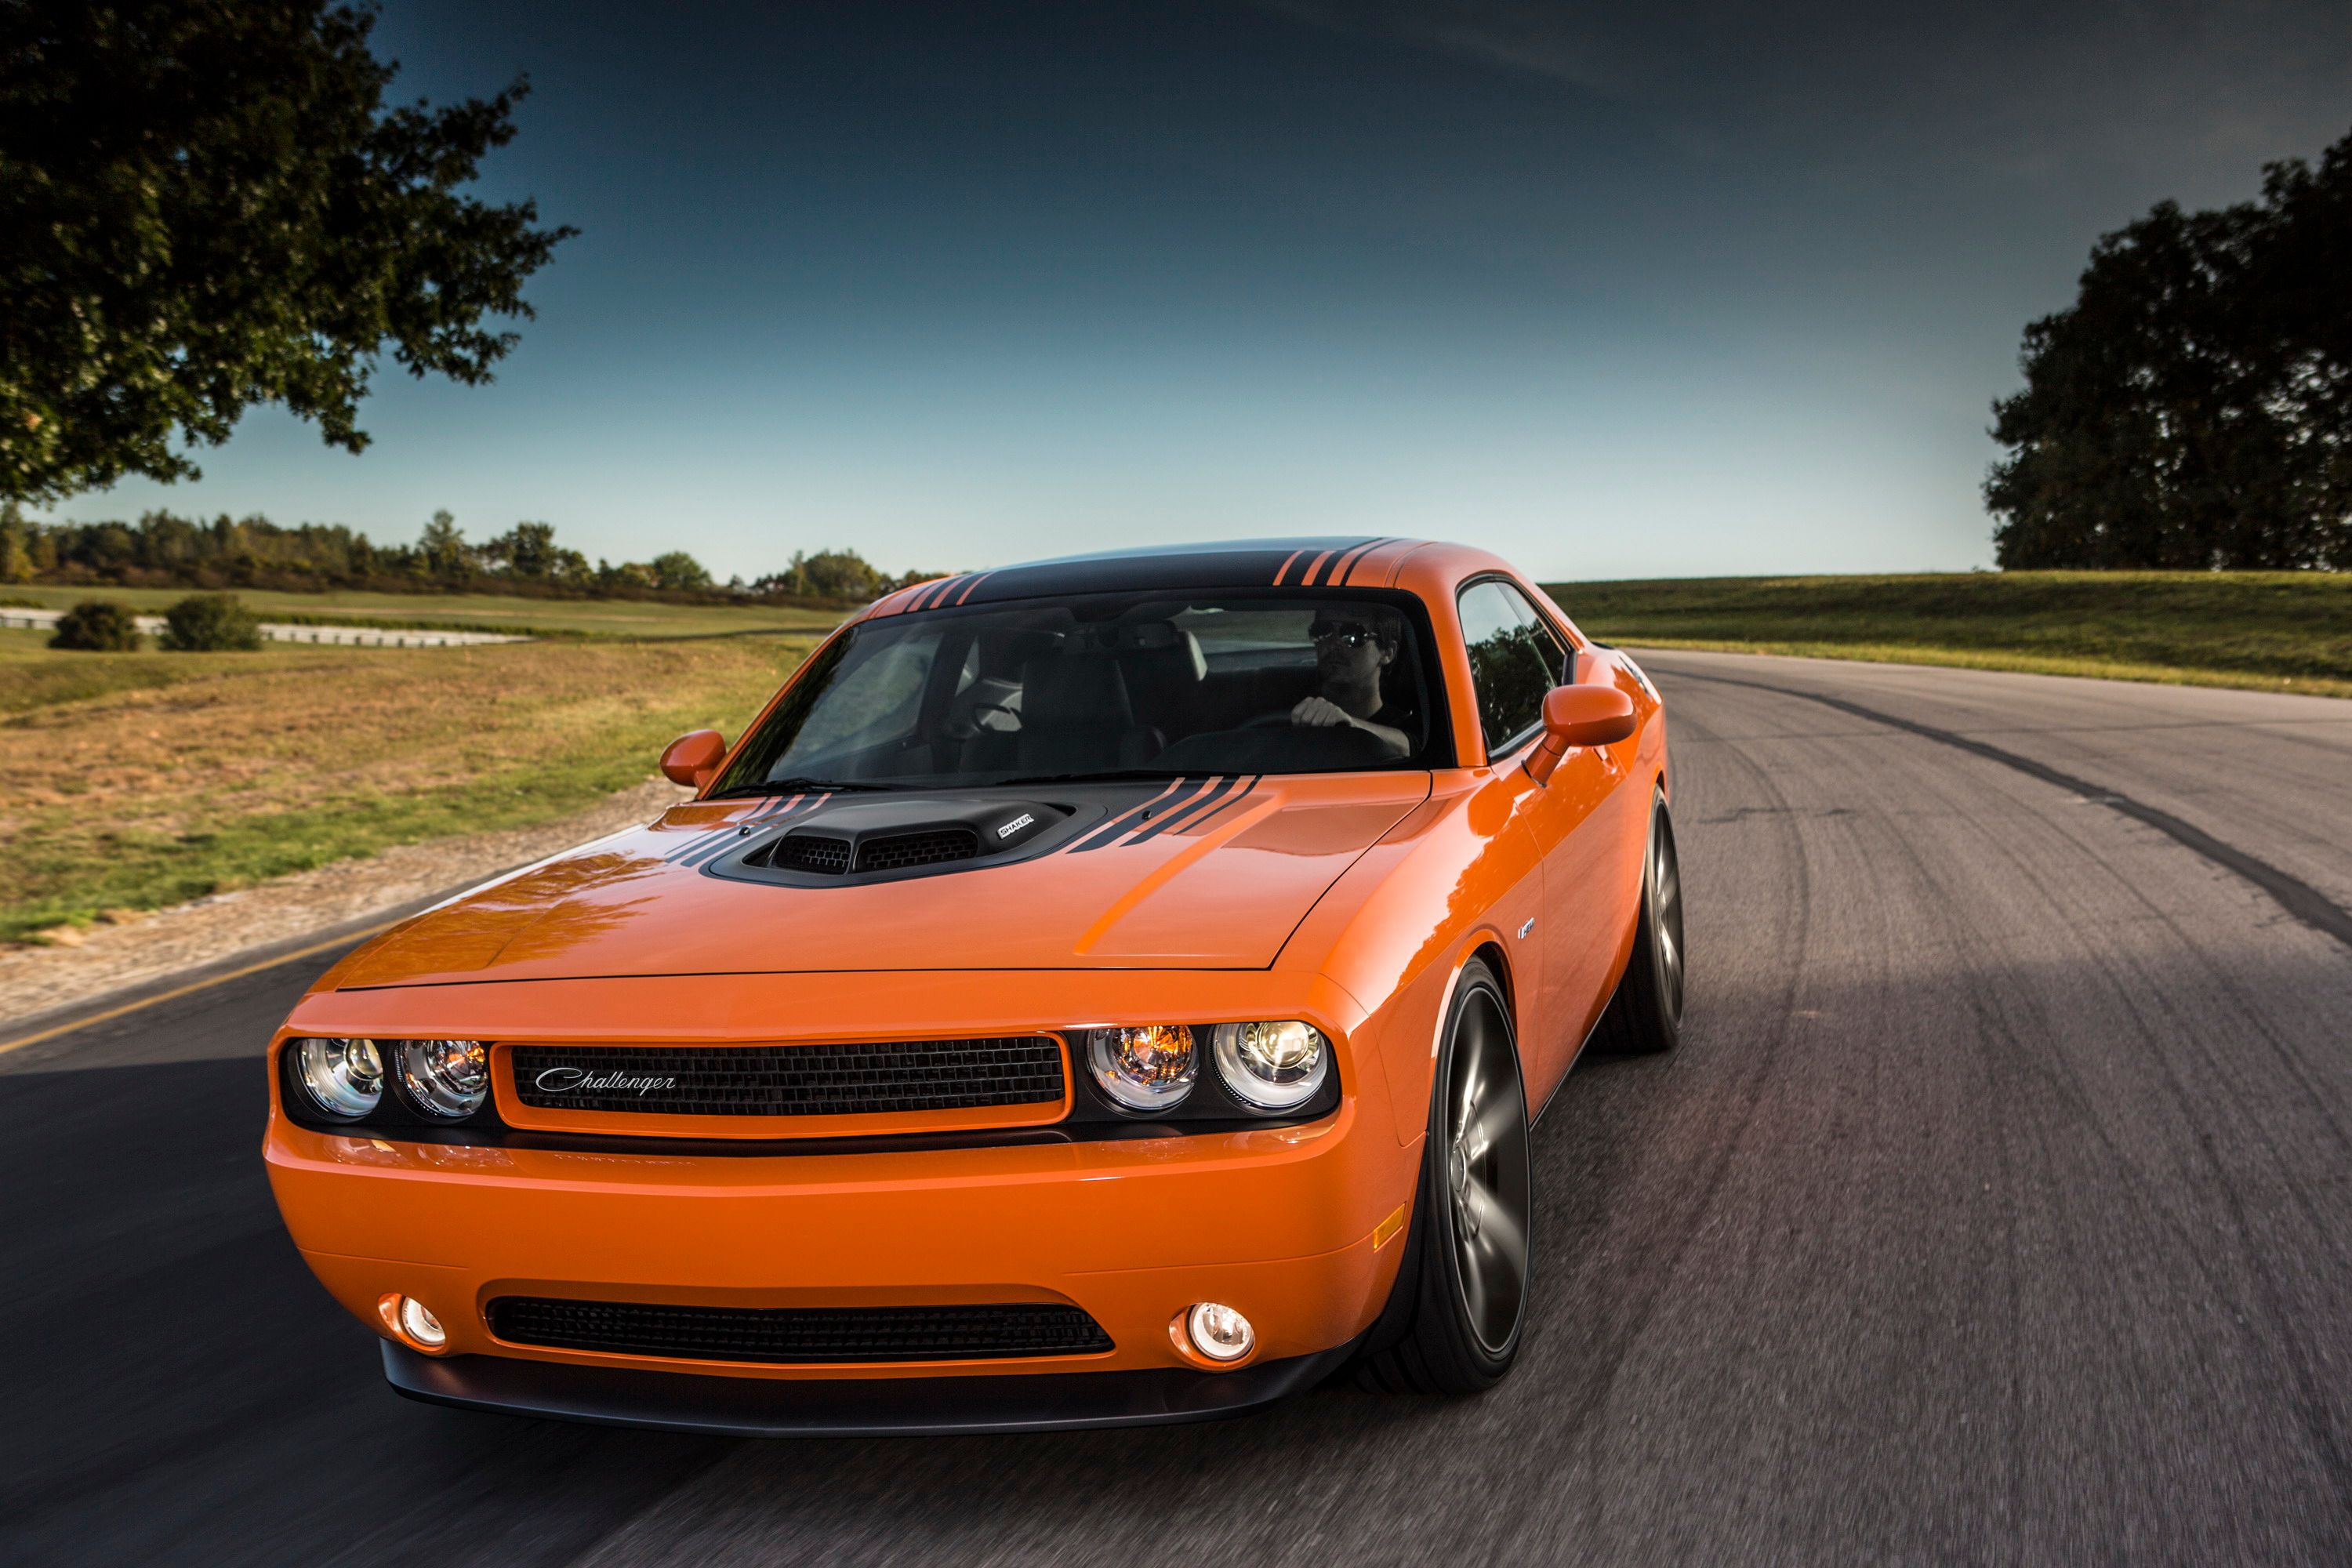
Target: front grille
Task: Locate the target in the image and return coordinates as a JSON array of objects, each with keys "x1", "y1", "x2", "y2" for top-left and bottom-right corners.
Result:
[
  {"x1": 488, "y1": 1297, "x2": 1115, "y2": 1363},
  {"x1": 771, "y1": 833, "x2": 851, "y2": 874},
  {"x1": 508, "y1": 1037, "x2": 1066, "y2": 1117},
  {"x1": 855, "y1": 828, "x2": 979, "y2": 872}
]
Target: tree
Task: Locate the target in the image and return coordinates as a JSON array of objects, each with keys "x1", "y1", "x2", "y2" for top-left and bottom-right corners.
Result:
[
  {"x1": 1987, "y1": 125, "x2": 2352, "y2": 570},
  {"x1": 0, "y1": 1, "x2": 574, "y2": 504},
  {"x1": 416, "y1": 510, "x2": 473, "y2": 582},
  {"x1": 648, "y1": 550, "x2": 713, "y2": 593},
  {"x1": 0, "y1": 499, "x2": 31, "y2": 582},
  {"x1": 160, "y1": 592, "x2": 263, "y2": 651},
  {"x1": 48, "y1": 599, "x2": 141, "y2": 650}
]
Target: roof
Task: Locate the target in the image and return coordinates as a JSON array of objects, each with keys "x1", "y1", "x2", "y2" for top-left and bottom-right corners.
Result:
[{"x1": 868, "y1": 536, "x2": 1434, "y2": 616}]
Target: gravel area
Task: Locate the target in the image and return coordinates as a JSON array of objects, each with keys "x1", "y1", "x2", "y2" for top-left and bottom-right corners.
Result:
[{"x1": 0, "y1": 777, "x2": 688, "y2": 1030}]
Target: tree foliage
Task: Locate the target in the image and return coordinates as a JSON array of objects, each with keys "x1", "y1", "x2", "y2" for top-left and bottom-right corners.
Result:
[
  {"x1": 0, "y1": 1, "x2": 574, "y2": 503},
  {"x1": 47, "y1": 598, "x2": 141, "y2": 650},
  {"x1": 160, "y1": 591, "x2": 263, "y2": 651},
  {"x1": 1987, "y1": 126, "x2": 2352, "y2": 570},
  {"x1": 5, "y1": 506, "x2": 939, "y2": 604}
]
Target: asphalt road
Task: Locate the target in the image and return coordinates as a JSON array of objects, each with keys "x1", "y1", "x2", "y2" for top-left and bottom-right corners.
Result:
[{"x1": 5, "y1": 649, "x2": 2351, "y2": 1566}]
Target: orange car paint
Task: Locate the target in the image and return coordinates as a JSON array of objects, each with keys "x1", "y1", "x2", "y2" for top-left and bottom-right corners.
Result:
[{"x1": 263, "y1": 539, "x2": 1668, "y2": 1395}]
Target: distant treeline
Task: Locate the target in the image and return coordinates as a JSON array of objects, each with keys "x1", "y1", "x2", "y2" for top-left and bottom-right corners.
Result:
[{"x1": 0, "y1": 506, "x2": 942, "y2": 604}]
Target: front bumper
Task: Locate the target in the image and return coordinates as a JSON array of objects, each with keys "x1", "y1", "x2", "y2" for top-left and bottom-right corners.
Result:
[
  {"x1": 266, "y1": 968, "x2": 1420, "y2": 1418},
  {"x1": 383, "y1": 1333, "x2": 1366, "y2": 1436},
  {"x1": 269, "y1": 1100, "x2": 1415, "y2": 1401}
]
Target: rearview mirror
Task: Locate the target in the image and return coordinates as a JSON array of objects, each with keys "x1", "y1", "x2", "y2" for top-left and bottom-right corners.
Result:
[
  {"x1": 1524, "y1": 685, "x2": 1636, "y2": 786},
  {"x1": 659, "y1": 729, "x2": 728, "y2": 789}
]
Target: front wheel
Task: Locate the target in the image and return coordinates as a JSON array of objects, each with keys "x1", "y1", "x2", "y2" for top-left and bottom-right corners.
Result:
[
  {"x1": 1357, "y1": 960, "x2": 1533, "y2": 1395},
  {"x1": 1588, "y1": 788, "x2": 1686, "y2": 1056}
]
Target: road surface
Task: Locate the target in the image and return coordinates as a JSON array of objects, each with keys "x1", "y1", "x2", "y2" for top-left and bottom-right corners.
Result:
[{"x1": 5, "y1": 649, "x2": 2350, "y2": 1565}]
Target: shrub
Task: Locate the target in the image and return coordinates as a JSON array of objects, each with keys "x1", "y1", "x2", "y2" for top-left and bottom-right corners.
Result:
[
  {"x1": 161, "y1": 593, "x2": 263, "y2": 652},
  {"x1": 47, "y1": 599, "x2": 143, "y2": 651}
]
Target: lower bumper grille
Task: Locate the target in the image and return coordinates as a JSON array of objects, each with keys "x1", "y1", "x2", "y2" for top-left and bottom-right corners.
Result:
[
  {"x1": 488, "y1": 1297, "x2": 1116, "y2": 1363},
  {"x1": 507, "y1": 1036, "x2": 1066, "y2": 1118}
]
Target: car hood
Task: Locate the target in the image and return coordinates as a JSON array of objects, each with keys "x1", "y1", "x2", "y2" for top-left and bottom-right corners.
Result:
[{"x1": 324, "y1": 774, "x2": 1431, "y2": 988}]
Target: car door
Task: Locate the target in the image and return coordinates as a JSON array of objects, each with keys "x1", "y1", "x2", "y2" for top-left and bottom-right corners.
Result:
[{"x1": 1454, "y1": 578, "x2": 1621, "y2": 1098}]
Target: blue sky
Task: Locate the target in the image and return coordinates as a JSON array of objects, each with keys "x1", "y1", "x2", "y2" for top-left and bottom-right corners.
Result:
[{"x1": 38, "y1": 1, "x2": 2352, "y2": 582}]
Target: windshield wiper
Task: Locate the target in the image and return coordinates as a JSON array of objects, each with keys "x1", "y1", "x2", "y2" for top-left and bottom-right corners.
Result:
[{"x1": 706, "y1": 776, "x2": 899, "y2": 800}]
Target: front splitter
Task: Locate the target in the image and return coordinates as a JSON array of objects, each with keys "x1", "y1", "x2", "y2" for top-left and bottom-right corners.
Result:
[{"x1": 382, "y1": 1338, "x2": 1362, "y2": 1437}]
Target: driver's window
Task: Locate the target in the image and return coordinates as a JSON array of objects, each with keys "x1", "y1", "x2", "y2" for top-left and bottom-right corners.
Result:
[{"x1": 1457, "y1": 580, "x2": 1561, "y2": 757}]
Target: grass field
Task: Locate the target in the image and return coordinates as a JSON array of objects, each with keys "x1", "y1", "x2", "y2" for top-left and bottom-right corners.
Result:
[
  {"x1": 1543, "y1": 572, "x2": 2352, "y2": 698},
  {"x1": 1, "y1": 583, "x2": 847, "y2": 639},
  {"x1": 0, "y1": 626, "x2": 815, "y2": 943}
]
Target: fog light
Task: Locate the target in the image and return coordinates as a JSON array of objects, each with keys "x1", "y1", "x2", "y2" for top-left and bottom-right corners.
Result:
[
  {"x1": 397, "y1": 1296, "x2": 447, "y2": 1349},
  {"x1": 1185, "y1": 1301, "x2": 1255, "y2": 1363}
]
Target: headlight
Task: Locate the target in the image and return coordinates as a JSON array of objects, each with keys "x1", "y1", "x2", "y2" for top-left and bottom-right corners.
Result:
[
  {"x1": 1212, "y1": 1021, "x2": 1329, "y2": 1112},
  {"x1": 289, "y1": 1037, "x2": 384, "y2": 1120},
  {"x1": 394, "y1": 1038, "x2": 490, "y2": 1119},
  {"x1": 1086, "y1": 1025, "x2": 1196, "y2": 1112}
]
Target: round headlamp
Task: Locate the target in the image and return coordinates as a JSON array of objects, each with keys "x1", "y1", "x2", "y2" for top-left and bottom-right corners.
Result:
[
  {"x1": 1086, "y1": 1025, "x2": 1196, "y2": 1112},
  {"x1": 394, "y1": 1038, "x2": 489, "y2": 1119},
  {"x1": 288, "y1": 1037, "x2": 383, "y2": 1121},
  {"x1": 1211, "y1": 1021, "x2": 1330, "y2": 1112}
]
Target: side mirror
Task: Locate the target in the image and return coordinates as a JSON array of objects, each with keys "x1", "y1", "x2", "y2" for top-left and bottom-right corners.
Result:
[
  {"x1": 1524, "y1": 685, "x2": 1636, "y2": 786},
  {"x1": 659, "y1": 729, "x2": 728, "y2": 789}
]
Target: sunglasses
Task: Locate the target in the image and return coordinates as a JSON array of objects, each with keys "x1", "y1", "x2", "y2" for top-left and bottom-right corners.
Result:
[{"x1": 1309, "y1": 622, "x2": 1377, "y2": 648}]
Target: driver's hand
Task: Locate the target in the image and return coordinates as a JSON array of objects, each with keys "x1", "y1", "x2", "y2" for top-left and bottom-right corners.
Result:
[{"x1": 1291, "y1": 695, "x2": 1354, "y2": 728}]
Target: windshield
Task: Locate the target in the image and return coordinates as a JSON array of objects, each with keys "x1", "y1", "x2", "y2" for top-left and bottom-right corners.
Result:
[{"x1": 713, "y1": 590, "x2": 1447, "y2": 793}]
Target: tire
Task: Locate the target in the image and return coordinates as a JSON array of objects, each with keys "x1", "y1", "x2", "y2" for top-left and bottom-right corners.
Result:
[
  {"x1": 1588, "y1": 788, "x2": 1686, "y2": 1057},
  {"x1": 1357, "y1": 960, "x2": 1534, "y2": 1395}
]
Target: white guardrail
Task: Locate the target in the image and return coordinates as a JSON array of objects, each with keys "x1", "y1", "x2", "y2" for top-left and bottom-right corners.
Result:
[{"x1": 0, "y1": 607, "x2": 527, "y2": 647}]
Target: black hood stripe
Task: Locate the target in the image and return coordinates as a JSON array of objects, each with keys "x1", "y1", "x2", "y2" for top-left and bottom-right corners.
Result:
[
  {"x1": 1065, "y1": 777, "x2": 1192, "y2": 853},
  {"x1": 1125, "y1": 774, "x2": 1254, "y2": 844},
  {"x1": 1271, "y1": 549, "x2": 1306, "y2": 586},
  {"x1": 662, "y1": 792, "x2": 814, "y2": 866}
]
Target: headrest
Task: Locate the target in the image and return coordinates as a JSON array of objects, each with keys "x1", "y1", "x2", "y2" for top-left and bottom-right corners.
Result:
[{"x1": 1020, "y1": 654, "x2": 1133, "y2": 731}]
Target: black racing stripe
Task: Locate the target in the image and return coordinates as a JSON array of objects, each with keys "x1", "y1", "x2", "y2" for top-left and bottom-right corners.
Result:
[
  {"x1": 1179, "y1": 774, "x2": 1265, "y2": 833},
  {"x1": 680, "y1": 792, "x2": 829, "y2": 867},
  {"x1": 1065, "y1": 779, "x2": 1191, "y2": 853},
  {"x1": 663, "y1": 793, "x2": 798, "y2": 866},
  {"x1": 1125, "y1": 774, "x2": 1251, "y2": 844},
  {"x1": 952, "y1": 571, "x2": 994, "y2": 604},
  {"x1": 1271, "y1": 548, "x2": 1305, "y2": 586},
  {"x1": 920, "y1": 575, "x2": 967, "y2": 610},
  {"x1": 1296, "y1": 547, "x2": 1339, "y2": 586},
  {"x1": 1327, "y1": 536, "x2": 1390, "y2": 586}
]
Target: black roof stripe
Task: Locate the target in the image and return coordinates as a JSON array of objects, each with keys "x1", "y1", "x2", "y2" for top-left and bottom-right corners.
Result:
[
  {"x1": 933, "y1": 539, "x2": 1382, "y2": 606},
  {"x1": 1328, "y1": 536, "x2": 1392, "y2": 586}
]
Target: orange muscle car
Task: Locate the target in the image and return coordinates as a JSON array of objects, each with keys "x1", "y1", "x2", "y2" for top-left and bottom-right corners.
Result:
[{"x1": 263, "y1": 537, "x2": 1683, "y2": 1434}]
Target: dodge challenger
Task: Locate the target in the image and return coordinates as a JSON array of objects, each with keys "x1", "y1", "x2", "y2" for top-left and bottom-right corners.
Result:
[{"x1": 263, "y1": 536, "x2": 1683, "y2": 1434}]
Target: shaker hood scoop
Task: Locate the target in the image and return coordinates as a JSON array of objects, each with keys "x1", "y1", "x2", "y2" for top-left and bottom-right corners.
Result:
[{"x1": 325, "y1": 775, "x2": 1430, "y2": 987}]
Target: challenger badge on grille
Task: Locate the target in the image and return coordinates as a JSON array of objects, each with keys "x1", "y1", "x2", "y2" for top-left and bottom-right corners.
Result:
[{"x1": 508, "y1": 1037, "x2": 1067, "y2": 1118}]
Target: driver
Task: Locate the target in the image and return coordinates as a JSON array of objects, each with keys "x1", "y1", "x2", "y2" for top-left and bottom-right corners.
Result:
[{"x1": 1287, "y1": 608, "x2": 1412, "y2": 758}]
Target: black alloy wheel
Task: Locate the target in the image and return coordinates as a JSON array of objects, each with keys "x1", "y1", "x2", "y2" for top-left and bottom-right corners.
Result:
[
  {"x1": 1589, "y1": 789, "x2": 1685, "y2": 1056},
  {"x1": 1358, "y1": 960, "x2": 1533, "y2": 1394}
]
